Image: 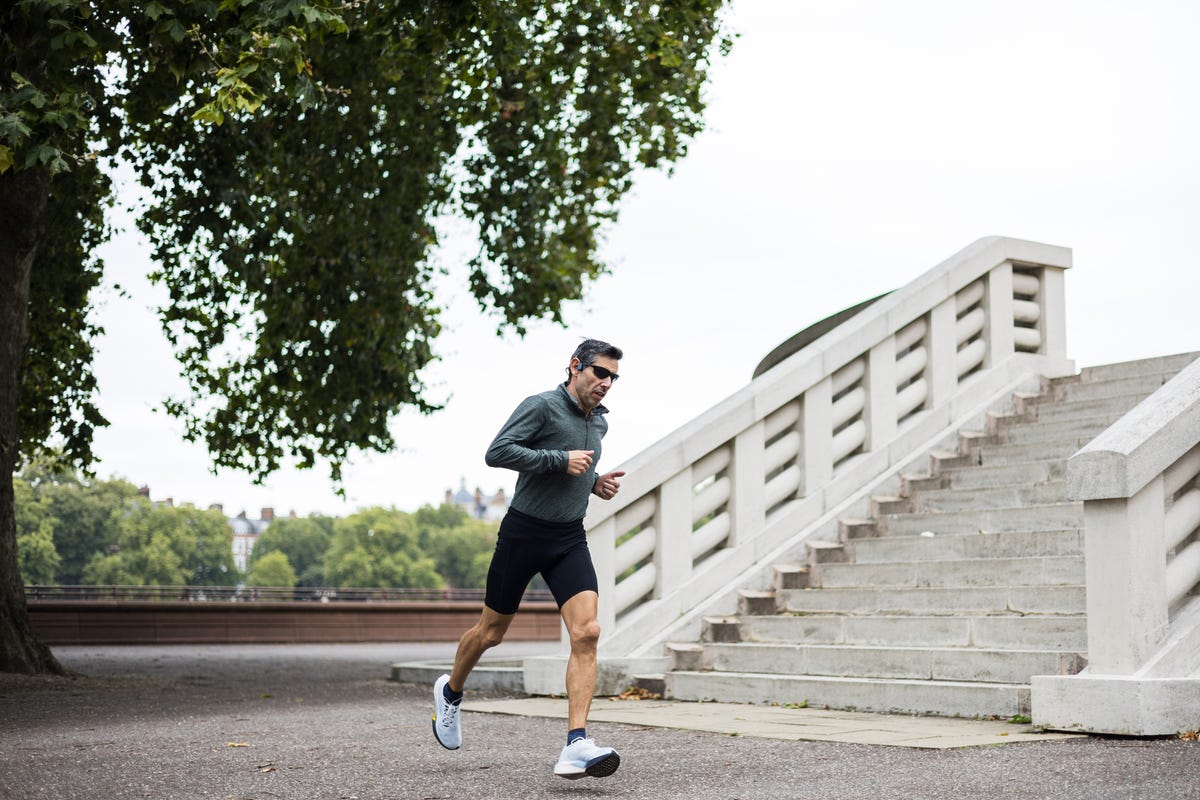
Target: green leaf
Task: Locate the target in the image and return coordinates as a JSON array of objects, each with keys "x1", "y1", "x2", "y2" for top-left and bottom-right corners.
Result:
[
  {"x1": 145, "y1": 1, "x2": 168, "y2": 21},
  {"x1": 191, "y1": 103, "x2": 225, "y2": 125},
  {"x1": 0, "y1": 145, "x2": 13, "y2": 174}
]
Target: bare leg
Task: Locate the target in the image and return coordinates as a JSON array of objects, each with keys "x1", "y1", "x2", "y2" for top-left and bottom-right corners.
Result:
[
  {"x1": 449, "y1": 606, "x2": 514, "y2": 693},
  {"x1": 560, "y1": 591, "x2": 601, "y2": 731}
]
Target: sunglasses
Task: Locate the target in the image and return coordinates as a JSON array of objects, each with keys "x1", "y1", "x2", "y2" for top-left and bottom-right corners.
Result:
[{"x1": 584, "y1": 363, "x2": 620, "y2": 382}]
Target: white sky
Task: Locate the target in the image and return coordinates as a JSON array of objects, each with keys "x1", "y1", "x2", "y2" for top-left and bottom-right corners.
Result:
[{"x1": 88, "y1": 0, "x2": 1200, "y2": 518}]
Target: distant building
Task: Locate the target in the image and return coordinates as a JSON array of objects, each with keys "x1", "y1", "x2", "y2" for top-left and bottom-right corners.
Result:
[
  {"x1": 230, "y1": 507, "x2": 275, "y2": 573},
  {"x1": 444, "y1": 478, "x2": 508, "y2": 521}
]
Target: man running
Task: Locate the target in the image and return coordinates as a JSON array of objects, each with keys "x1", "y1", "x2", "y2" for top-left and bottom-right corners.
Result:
[{"x1": 432, "y1": 338, "x2": 626, "y2": 779}]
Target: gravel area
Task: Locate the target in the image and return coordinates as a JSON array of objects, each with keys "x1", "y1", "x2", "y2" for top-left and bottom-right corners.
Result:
[{"x1": 0, "y1": 644, "x2": 1197, "y2": 800}]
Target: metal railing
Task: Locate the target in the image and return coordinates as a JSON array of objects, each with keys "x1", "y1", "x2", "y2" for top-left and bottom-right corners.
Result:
[{"x1": 25, "y1": 584, "x2": 555, "y2": 604}]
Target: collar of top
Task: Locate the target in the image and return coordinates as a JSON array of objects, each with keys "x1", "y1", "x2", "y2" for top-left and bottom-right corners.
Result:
[{"x1": 557, "y1": 382, "x2": 608, "y2": 418}]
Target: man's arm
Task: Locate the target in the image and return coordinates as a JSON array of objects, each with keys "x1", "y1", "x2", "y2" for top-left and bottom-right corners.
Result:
[
  {"x1": 592, "y1": 470, "x2": 626, "y2": 500},
  {"x1": 485, "y1": 395, "x2": 570, "y2": 473}
]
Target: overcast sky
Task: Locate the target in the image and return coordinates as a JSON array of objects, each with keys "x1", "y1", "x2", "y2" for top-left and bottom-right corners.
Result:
[{"x1": 87, "y1": 0, "x2": 1200, "y2": 519}]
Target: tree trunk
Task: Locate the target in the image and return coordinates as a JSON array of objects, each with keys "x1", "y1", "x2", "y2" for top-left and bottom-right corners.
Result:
[{"x1": 0, "y1": 165, "x2": 66, "y2": 674}]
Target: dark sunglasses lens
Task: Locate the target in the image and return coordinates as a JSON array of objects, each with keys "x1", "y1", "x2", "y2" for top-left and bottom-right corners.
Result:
[{"x1": 590, "y1": 365, "x2": 618, "y2": 381}]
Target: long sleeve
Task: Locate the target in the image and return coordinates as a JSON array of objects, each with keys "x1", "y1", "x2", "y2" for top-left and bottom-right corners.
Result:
[
  {"x1": 483, "y1": 386, "x2": 609, "y2": 523},
  {"x1": 486, "y1": 395, "x2": 569, "y2": 474}
]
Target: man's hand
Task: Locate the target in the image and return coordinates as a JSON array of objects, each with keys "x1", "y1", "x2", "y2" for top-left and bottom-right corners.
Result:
[
  {"x1": 566, "y1": 450, "x2": 594, "y2": 476},
  {"x1": 593, "y1": 470, "x2": 626, "y2": 500}
]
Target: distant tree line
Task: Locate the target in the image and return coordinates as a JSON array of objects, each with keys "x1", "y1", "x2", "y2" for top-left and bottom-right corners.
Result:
[{"x1": 14, "y1": 462, "x2": 498, "y2": 590}]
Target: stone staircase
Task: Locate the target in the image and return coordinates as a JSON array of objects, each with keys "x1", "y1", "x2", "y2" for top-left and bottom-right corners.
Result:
[{"x1": 657, "y1": 353, "x2": 1199, "y2": 718}]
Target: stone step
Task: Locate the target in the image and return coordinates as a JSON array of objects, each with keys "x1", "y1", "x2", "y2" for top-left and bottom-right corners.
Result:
[
  {"x1": 665, "y1": 670, "x2": 1030, "y2": 718},
  {"x1": 809, "y1": 554, "x2": 1083, "y2": 589},
  {"x1": 1052, "y1": 370, "x2": 1179, "y2": 402},
  {"x1": 877, "y1": 503, "x2": 1082, "y2": 535},
  {"x1": 936, "y1": 459, "x2": 1065, "y2": 490},
  {"x1": 1077, "y1": 351, "x2": 1198, "y2": 383},
  {"x1": 1030, "y1": 392, "x2": 1151, "y2": 422},
  {"x1": 738, "y1": 590, "x2": 782, "y2": 615},
  {"x1": 912, "y1": 482, "x2": 1069, "y2": 512},
  {"x1": 978, "y1": 438, "x2": 1094, "y2": 466},
  {"x1": 900, "y1": 471, "x2": 949, "y2": 494},
  {"x1": 693, "y1": 642, "x2": 1086, "y2": 684},
  {"x1": 772, "y1": 563, "x2": 810, "y2": 591},
  {"x1": 1000, "y1": 415, "x2": 1118, "y2": 445},
  {"x1": 740, "y1": 613, "x2": 1087, "y2": 650},
  {"x1": 780, "y1": 585, "x2": 1086, "y2": 616},
  {"x1": 850, "y1": 529, "x2": 1082, "y2": 564},
  {"x1": 930, "y1": 449, "x2": 978, "y2": 472},
  {"x1": 807, "y1": 540, "x2": 852, "y2": 565},
  {"x1": 390, "y1": 659, "x2": 524, "y2": 692},
  {"x1": 632, "y1": 673, "x2": 667, "y2": 697},
  {"x1": 905, "y1": 458, "x2": 1063, "y2": 493}
]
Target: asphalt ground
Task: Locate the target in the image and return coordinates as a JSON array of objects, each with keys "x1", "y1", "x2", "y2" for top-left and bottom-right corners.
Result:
[{"x1": 0, "y1": 643, "x2": 1197, "y2": 800}]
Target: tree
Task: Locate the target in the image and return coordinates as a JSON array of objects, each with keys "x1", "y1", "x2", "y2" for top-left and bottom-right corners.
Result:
[
  {"x1": 17, "y1": 463, "x2": 139, "y2": 584},
  {"x1": 324, "y1": 507, "x2": 442, "y2": 589},
  {"x1": 248, "y1": 515, "x2": 333, "y2": 587},
  {"x1": 0, "y1": 2, "x2": 732, "y2": 672},
  {"x1": 82, "y1": 502, "x2": 235, "y2": 587},
  {"x1": 14, "y1": 478, "x2": 59, "y2": 585},
  {"x1": 415, "y1": 504, "x2": 498, "y2": 588},
  {"x1": 247, "y1": 550, "x2": 298, "y2": 589}
]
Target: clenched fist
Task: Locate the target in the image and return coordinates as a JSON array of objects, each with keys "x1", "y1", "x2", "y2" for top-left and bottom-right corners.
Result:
[{"x1": 565, "y1": 449, "x2": 594, "y2": 476}]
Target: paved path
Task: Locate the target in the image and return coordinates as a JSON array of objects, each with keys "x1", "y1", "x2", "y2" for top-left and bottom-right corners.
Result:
[
  {"x1": 0, "y1": 644, "x2": 1197, "y2": 800},
  {"x1": 470, "y1": 697, "x2": 1084, "y2": 749}
]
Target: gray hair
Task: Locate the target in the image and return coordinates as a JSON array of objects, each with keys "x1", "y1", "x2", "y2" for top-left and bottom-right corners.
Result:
[{"x1": 566, "y1": 338, "x2": 623, "y2": 381}]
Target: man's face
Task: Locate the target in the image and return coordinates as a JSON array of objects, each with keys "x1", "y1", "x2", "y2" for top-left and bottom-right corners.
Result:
[{"x1": 570, "y1": 355, "x2": 619, "y2": 412}]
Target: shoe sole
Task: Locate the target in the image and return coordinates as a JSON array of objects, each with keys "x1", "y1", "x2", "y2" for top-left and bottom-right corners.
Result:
[
  {"x1": 555, "y1": 769, "x2": 587, "y2": 781},
  {"x1": 554, "y1": 751, "x2": 620, "y2": 780},
  {"x1": 585, "y1": 752, "x2": 621, "y2": 778}
]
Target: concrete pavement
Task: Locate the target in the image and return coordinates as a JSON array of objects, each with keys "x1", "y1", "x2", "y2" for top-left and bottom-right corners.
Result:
[
  {"x1": 0, "y1": 643, "x2": 1196, "y2": 800},
  {"x1": 469, "y1": 696, "x2": 1084, "y2": 749}
]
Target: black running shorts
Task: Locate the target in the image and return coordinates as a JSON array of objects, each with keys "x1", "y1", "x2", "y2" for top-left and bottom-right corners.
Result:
[{"x1": 484, "y1": 508, "x2": 599, "y2": 615}]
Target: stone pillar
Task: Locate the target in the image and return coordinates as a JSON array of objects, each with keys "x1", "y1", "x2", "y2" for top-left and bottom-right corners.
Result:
[
  {"x1": 802, "y1": 377, "x2": 833, "y2": 494},
  {"x1": 985, "y1": 261, "x2": 1015, "y2": 367},
  {"x1": 1039, "y1": 265, "x2": 1069, "y2": 361},
  {"x1": 867, "y1": 336, "x2": 897, "y2": 448},
  {"x1": 656, "y1": 468, "x2": 695, "y2": 598},
  {"x1": 731, "y1": 422, "x2": 766, "y2": 547},
  {"x1": 588, "y1": 517, "x2": 618, "y2": 638},
  {"x1": 928, "y1": 298, "x2": 958, "y2": 407},
  {"x1": 1082, "y1": 480, "x2": 1169, "y2": 674}
]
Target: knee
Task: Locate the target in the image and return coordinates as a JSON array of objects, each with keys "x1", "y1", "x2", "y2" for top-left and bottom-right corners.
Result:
[
  {"x1": 476, "y1": 623, "x2": 507, "y2": 650},
  {"x1": 568, "y1": 619, "x2": 601, "y2": 651}
]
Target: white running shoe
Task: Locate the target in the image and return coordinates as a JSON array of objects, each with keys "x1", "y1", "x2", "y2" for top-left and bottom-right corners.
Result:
[
  {"x1": 553, "y1": 737, "x2": 620, "y2": 779},
  {"x1": 431, "y1": 674, "x2": 462, "y2": 750}
]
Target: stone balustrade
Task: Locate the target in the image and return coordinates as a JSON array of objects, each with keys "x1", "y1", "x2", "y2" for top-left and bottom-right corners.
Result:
[
  {"x1": 565, "y1": 237, "x2": 1074, "y2": 674},
  {"x1": 1034, "y1": 356, "x2": 1200, "y2": 734}
]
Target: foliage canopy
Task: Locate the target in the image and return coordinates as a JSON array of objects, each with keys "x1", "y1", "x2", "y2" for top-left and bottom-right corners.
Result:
[
  {"x1": 0, "y1": 0, "x2": 730, "y2": 674},
  {"x1": 3, "y1": 0, "x2": 732, "y2": 482},
  {"x1": 15, "y1": 464, "x2": 498, "y2": 591}
]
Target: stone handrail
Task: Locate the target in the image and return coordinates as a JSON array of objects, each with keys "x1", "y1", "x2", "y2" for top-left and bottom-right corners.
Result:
[
  {"x1": 1063, "y1": 356, "x2": 1200, "y2": 674},
  {"x1": 581, "y1": 236, "x2": 1074, "y2": 657},
  {"x1": 1033, "y1": 354, "x2": 1200, "y2": 735}
]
